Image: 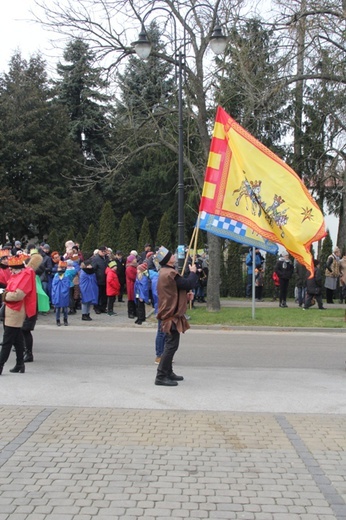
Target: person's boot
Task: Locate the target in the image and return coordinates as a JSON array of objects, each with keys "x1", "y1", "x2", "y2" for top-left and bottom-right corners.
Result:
[
  {"x1": 128, "y1": 301, "x2": 135, "y2": 319},
  {"x1": 0, "y1": 364, "x2": 4, "y2": 375},
  {"x1": 56, "y1": 320, "x2": 61, "y2": 326},
  {"x1": 82, "y1": 314, "x2": 89, "y2": 321},
  {"x1": 23, "y1": 350, "x2": 34, "y2": 362},
  {"x1": 64, "y1": 318, "x2": 68, "y2": 326},
  {"x1": 10, "y1": 364, "x2": 25, "y2": 373},
  {"x1": 86, "y1": 314, "x2": 92, "y2": 321}
]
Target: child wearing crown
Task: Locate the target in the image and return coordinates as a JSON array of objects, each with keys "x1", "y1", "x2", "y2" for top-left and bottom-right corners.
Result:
[{"x1": 51, "y1": 261, "x2": 70, "y2": 326}]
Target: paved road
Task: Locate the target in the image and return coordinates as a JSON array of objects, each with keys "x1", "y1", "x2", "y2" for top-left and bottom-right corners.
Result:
[{"x1": 1, "y1": 308, "x2": 346, "y2": 519}]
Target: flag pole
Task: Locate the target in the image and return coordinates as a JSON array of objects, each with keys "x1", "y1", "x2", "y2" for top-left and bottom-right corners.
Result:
[{"x1": 252, "y1": 246, "x2": 256, "y2": 320}]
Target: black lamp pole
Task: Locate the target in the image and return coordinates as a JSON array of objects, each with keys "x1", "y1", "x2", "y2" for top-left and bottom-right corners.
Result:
[
  {"x1": 177, "y1": 50, "x2": 185, "y2": 271},
  {"x1": 132, "y1": 9, "x2": 227, "y2": 272}
]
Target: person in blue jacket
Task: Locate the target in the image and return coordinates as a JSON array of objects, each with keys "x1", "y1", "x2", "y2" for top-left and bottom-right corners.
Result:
[
  {"x1": 79, "y1": 260, "x2": 99, "y2": 321},
  {"x1": 51, "y1": 261, "x2": 71, "y2": 326},
  {"x1": 245, "y1": 248, "x2": 264, "y2": 298}
]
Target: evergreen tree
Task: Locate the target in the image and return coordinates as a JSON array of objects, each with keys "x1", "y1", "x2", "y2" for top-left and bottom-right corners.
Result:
[
  {"x1": 82, "y1": 223, "x2": 98, "y2": 260},
  {"x1": 56, "y1": 38, "x2": 111, "y2": 163},
  {"x1": 117, "y1": 212, "x2": 137, "y2": 255},
  {"x1": 0, "y1": 52, "x2": 83, "y2": 239},
  {"x1": 137, "y1": 218, "x2": 152, "y2": 253},
  {"x1": 156, "y1": 212, "x2": 173, "y2": 251},
  {"x1": 216, "y1": 19, "x2": 289, "y2": 154},
  {"x1": 46, "y1": 229, "x2": 62, "y2": 254},
  {"x1": 98, "y1": 201, "x2": 116, "y2": 249}
]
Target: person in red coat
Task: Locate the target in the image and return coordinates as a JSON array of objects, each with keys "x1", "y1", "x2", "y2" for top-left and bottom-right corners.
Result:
[
  {"x1": 105, "y1": 261, "x2": 120, "y2": 316},
  {"x1": 0, "y1": 254, "x2": 37, "y2": 375},
  {"x1": 125, "y1": 254, "x2": 137, "y2": 319},
  {"x1": 0, "y1": 249, "x2": 12, "y2": 291}
]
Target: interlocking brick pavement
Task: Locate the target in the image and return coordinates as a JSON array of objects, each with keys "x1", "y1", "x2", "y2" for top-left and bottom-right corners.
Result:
[{"x1": 0, "y1": 407, "x2": 345, "y2": 519}]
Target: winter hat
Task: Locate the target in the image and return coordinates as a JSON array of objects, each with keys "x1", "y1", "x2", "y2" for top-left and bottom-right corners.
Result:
[
  {"x1": 58, "y1": 261, "x2": 67, "y2": 270},
  {"x1": 126, "y1": 255, "x2": 136, "y2": 264},
  {"x1": 42, "y1": 244, "x2": 50, "y2": 251},
  {"x1": 29, "y1": 248, "x2": 39, "y2": 256},
  {"x1": 15, "y1": 240, "x2": 22, "y2": 247},
  {"x1": 130, "y1": 250, "x2": 138, "y2": 257},
  {"x1": 108, "y1": 261, "x2": 117, "y2": 269},
  {"x1": 156, "y1": 246, "x2": 172, "y2": 266},
  {"x1": 98, "y1": 246, "x2": 107, "y2": 252},
  {"x1": 137, "y1": 262, "x2": 148, "y2": 272}
]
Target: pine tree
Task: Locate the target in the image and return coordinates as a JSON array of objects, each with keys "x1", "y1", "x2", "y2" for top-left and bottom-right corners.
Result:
[
  {"x1": 0, "y1": 52, "x2": 83, "y2": 239},
  {"x1": 117, "y1": 212, "x2": 137, "y2": 256},
  {"x1": 56, "y1": 38, "x2": 111, "y2": 163},
  {"x1": 137, "y1": 218, "x2": 152, "y2": 253},
  {"x1": 82, "y1": 223, "x2": 98, "y2": 260},
  {"x1": 156, "y1": 212, "x2": 173, "y2": 251},
  {"x1": 98, "y1": 201, "x2": 117, "y2": 249},
  {"x1": 46, "y1": 229, "x2": 62, "y2": 254}
]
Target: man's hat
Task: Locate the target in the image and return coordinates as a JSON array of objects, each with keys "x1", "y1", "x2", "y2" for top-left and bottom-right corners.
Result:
[
  {"x1": 156, "y1": 246, "x2": 172, "y2": 266},
  {"x1": 58, "y1": 261, "x2": 67, "y2": 269},
  {"x1": 108, "y1": 261, "x2": 117, "y2": 269}
]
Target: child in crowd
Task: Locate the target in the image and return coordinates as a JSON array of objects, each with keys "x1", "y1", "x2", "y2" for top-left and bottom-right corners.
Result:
[
  {"x1": 105, "y1": 261, "x2": 120, "y2": 316},
  {"x1": 134, "y1": 262, "x2": 149, "y2": 325},
  {"x1": 255, "y1": 266, "x2": 264, "y2": 302},
  {"x1": 79, "y1": 260, "x2": 99, "y2": 321},
  {"x1": 51, "y1": 261, "x2": 70, "y2": 326}
]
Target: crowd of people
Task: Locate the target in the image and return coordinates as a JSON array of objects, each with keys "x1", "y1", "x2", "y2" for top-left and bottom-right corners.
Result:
[
  {"x1": 247, "y1": 246, "x2": 346, "y2": 309},
  {"x1": 0, "y1": 239, "x2": 208, "y2": 384},
  {"x1": 0, "y1": 237, "x2": 344, "y2": 383}
]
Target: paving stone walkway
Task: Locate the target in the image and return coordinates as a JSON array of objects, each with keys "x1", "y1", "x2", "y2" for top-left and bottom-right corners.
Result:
[{"x1": 1, "y1": 407, "x2": 346, "y2": 519}]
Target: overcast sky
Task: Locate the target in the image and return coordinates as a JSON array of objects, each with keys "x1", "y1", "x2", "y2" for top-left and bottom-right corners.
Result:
[{"x1": 0, "y1": 1, "x2": 339, "y2": 246}]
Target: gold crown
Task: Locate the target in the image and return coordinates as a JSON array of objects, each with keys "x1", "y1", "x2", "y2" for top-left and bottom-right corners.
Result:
[{"x1": 8, "y1": 255, "x2": 25, "y2": 267}]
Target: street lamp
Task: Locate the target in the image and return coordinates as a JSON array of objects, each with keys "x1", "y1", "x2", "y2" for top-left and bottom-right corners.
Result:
[{"x1": 132, "y1": 7, "x2": 227, "y2": 271}]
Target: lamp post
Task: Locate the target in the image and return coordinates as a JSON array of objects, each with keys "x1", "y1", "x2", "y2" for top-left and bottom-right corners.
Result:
[{"x1": 132, "y1": 7, "x2": 227, "y2": 271}]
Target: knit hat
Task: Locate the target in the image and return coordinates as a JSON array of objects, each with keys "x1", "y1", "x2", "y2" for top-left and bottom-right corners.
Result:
[
  {"x1": 130, "y1": 250, "x2": 138, "y2": 257},
  {"x1": 156, "y1": 246, "x2": 172, "y2": 266},
  {"x1": 15, "y1": 240, "x2": 22, "y2": 247},
  {"x1": 137, "y1": 262, "x2": 148, "y2": 272},
  {"x1": 8, "y1": 255, "x2": 25, "y2": 268},
  {"x1": 108, "y1": 261, "x2": 117, "y2": 269},
  {"x1": 42, "y1": 244, "x2": 50, "y2": 250},
  {"x1": 58, "y1": 261, "x2": 67, "y2": 270},
  {"x1": 126, "y1": 255, "x2": 136, "y2": 264}
]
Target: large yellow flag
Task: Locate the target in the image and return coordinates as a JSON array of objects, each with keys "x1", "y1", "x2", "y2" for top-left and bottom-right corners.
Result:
[{"x1": 200, "y1": 106, "x2": 326, "y2": 273}]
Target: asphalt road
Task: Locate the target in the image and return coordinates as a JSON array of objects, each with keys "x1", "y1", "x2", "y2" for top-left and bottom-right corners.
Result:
[{"x1": 1, "y1": 323, "x2": 345, "y2": 414}]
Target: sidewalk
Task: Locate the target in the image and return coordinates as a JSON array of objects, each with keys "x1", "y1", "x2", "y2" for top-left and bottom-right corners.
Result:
[{"x1": 1, "y1": 300, "x2": 346, "y2": 519}]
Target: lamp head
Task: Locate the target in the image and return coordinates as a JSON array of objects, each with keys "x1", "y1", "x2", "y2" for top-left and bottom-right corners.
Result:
[
  {"x1": 209, "y1": 23, "x2": 227, "y2": 55},
  {"x1": 132, "y1": 27, "x2": 152, "y2": 59}
]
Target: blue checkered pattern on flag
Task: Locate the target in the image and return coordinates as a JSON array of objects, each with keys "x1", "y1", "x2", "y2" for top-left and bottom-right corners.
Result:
[{"x1": 199, "y1": 211, "x2": 278, "y2": 254}]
